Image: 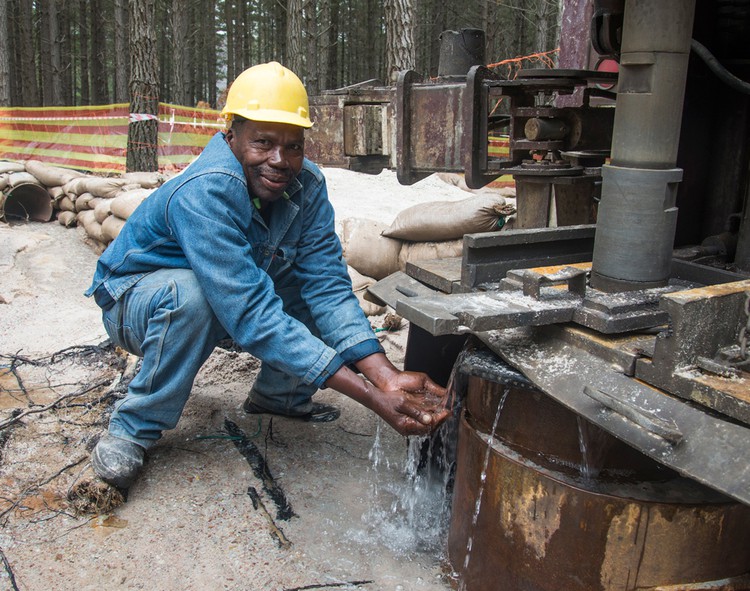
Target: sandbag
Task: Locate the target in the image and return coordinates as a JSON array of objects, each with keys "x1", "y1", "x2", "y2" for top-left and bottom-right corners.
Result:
[
  {"x1": 8, "y1": 172, "x2": 39, "y2": 187},
  {"x1": 25, "y1": 160, "x2": 84, "y2": 187},
  {"x1": 78, "y1": 210, "x2": 105, "y2": 243},
  {"x1": 398, "y1": 239, "x2": 464, "y2": 270},
  {"x1": 81, "y1": 177, "x2": 130, "y2": 199},
  {"x1": 57, "y1": 210, "x2": 78, "y2": 227},
  {"x1": 101, "y1": 215, "x2": 126, "y2": 243},
  {"x1": 62, "y1": 176, "x2": 132, "y2": 199},
  {"x1": 48, "y1": 185, "x2": 65, "y2": 200},
  {"x1": 94, "y1": 198, "x2": 113, "y2": 223},
  {"x1": 382, "y1": 193, "x2": 507, "y2": 242},
  {"x1": 87, "y1": 197, "x2": 104, "y2": 212},
  {"x1": 0, "y1": 161, "x2": 26, "y2": 174},
  {"x1": 0, "y1": 175, "x2": 8, "y2": 192},
  {"x1": 123, "y1": 171, "x2": 165, "y2": 189},
  {"x1": 62, "y1": 177, "x2": 89, "y2": 196},
  {"x1": 110, "y1": 188, "x2": 152, "y2": 220},
  {"x1": 75, "y1": 192, "x2": 96, "y2": 212},
  {"x1": 73, "y1": 224, "x2": 106, "y2": 254},
  {"x1": 340, "y1": 218, "x2": 402, "y2": 280},
  {"x1": 58, "y1": 196, "x2": 76, "y2": 212},
  {"x1": 348, "y1": 266, "x2": 387, "y2": 317}
]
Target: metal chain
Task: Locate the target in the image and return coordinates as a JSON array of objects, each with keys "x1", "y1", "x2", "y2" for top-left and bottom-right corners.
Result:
[{"x1": 739, "y1": 291, "x2": 750, "y2": 361}]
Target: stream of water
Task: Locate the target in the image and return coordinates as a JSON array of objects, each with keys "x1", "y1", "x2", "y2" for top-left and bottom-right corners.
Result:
[
  {"x1": 576, "y1": 416, "x2": 614, "y2": 479},
  {"x1": 458, "y1": 385, "x2": 510, "y2": 591}
]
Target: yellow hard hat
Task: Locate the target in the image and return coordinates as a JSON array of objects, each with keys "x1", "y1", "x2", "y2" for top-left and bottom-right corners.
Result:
[{"x1": 221, "y1": 61, "x2": 313, "y2": 128}]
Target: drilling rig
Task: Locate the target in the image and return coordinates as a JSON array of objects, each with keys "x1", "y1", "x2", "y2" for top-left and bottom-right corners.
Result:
[{"x1": 307, "y1": 1, "x2": 750, "y2": 588}]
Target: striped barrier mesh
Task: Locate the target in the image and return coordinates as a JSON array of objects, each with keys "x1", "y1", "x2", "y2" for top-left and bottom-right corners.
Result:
[{"x1": 0, "y1": 103, "x2": 224, "y2": 175}]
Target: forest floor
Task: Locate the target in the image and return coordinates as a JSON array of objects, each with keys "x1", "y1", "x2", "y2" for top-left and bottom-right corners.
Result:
[{"x1": 0, "y1": 168, "x2": 474, "y2": 591}]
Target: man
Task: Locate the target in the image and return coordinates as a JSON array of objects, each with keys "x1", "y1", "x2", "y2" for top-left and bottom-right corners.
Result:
[{"x1": 86, "y1": 62, "x2": 450, "y2": 490}]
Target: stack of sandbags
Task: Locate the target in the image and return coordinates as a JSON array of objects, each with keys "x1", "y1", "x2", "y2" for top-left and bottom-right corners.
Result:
[
  {"x1": 15, "y1": 160, "x2": 166, "y2": 252},
  {"x1": 75, "y1": 187, "x2": 155, "y2": 252},
  {"x1": 340, "y1": 193, "x2": 516, "y2": 282}
]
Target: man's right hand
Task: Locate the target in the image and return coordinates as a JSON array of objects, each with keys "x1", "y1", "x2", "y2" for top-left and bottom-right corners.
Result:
[
  {"x1": 326, "y1": 356, "x2": 453, "y2": 437},
  {"x1": 367, "y1": 386, "x2": 452, "y2": 436}
]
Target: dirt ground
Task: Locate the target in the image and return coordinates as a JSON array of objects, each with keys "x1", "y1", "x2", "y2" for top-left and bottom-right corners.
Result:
[{"x1": 0, "y1": 169, "x2": 473, "y2": 591}]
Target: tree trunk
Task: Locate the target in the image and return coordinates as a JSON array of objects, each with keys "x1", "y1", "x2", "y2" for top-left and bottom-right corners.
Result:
[
  {"x1": 114, "y1": 0, "x2": 129, "y2": 102},
  {"x1": 534, "y1": 0, "x2": 549, "y2": 53},
  {"x1": 0, "y1": 0, "x2": 10, "y2": 106},
  {"x1": 304, "y1": 0, "x2": 319, "y2": 94},
  {"x1": 79, "y1": 0, "x2": 90, "y2": 105},
  {"x1": 318, "y1": 0, "x2": 330, "y2": 90},
  {"x1": 184, "y1": 2, "x2": 194, "y2": 105},
  {"x1": 363, "y1": 0, "x2": 376, "y2": 80},
  {"x1": 286, "y1": 0, "x2": 304, "y2": 77},
  {"x1": 513, "y1": 0, "x2": 526, "y2": 58},
  {"x1": 327, "y1": 0, "x2": 339, "y2": 88},
  {"x1": 384, "y1": 0, "x2": 415, "y2": 84},
  {"x1": 48, "y1": 0, "x2": 63, "y2": 105},
  {"x1": 19, "y1": 0, "x2": 40, "y2": 106},
  {"x1": 7, "y1": 0, "x2": 19, "y2": 105},
  {"x1": 171, "y1": 0, "x2": 188, "y2": 105},
  {"x1": 427, "y1": 0, "x2": 448, "y2": 77},
  {"x1": 241, "y1": 0, "x2": 251, "y2": 71},
  {"x1": 225, "y1": 0, "x2": 235, "y2": 84},
  {"x1": 90, "y1": 0, "x2": 108, "y2": 103},
  {"x1": 193, "y1": 0, "x2": 203, "y2": 105},
  {"x1": 39, "y1": 0, "x2": 53, "y2": 105},
  {"x1": 127, "y1": 0, "x2": 159, "y2": 172},
  {"x1": 156, "y1": 2, "x2": 169, "y2": 102},
  {"x1": 274, "y1": 0, "x2": 287, "y2": 66},
  {"x1": 205, "y1": 0, "x2": 217, "y2": 107},
  {"x1": 59, "y1": 2, "x2": 73, "y2": 105}
]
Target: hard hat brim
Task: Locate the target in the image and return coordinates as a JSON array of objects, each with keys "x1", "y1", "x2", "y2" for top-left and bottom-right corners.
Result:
[{"x1": 223, "y1": 108, "x2": 313, "y2": 129}]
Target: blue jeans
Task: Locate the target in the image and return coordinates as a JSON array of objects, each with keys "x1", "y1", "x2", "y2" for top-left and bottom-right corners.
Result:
[{"x1": 102, "y1": 268, "x2": 317, "y2": 449}]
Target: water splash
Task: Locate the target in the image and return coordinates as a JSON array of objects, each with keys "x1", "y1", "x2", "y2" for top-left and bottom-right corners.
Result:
[
  {"x1": 348, "y1": 342, "x2": 477, "y2": 558},
  {"x1": 353, "y1": 418, "x2": 457, "y2": 555},
  {"x1": 459, "y1": 385, "x2": 510, "y2": 590}
]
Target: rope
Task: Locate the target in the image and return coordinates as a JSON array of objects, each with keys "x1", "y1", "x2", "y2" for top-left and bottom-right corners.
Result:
[{"x1": 487, "y1": 48, "x2": 560, "y2": 78}]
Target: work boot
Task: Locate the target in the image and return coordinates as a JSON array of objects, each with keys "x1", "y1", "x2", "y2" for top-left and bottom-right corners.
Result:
[
  {"x1": 243, "y1": 398, "x2": 341, "y2": 423},
  {"x1": 91, "y1": 433, "x2": 146, "y2": 489}
]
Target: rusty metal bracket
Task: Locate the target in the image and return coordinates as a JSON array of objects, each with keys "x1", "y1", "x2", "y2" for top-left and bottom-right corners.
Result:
[
  {"x1": 464, "y1": 65, "x2": 503, "y2": 189},
  {"x1": 395, "y1": 70, "x2": 426, "y2": 185}
]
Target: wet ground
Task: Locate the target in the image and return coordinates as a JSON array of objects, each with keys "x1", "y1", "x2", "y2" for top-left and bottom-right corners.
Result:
[{"x1": 0, "y1": 221, "x2": 457, "y2": 591}]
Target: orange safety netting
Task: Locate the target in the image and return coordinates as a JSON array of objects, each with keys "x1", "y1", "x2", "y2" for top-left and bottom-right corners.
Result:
[{"x1": 0, "y1": 102, "x2": 224, "y2": 175}]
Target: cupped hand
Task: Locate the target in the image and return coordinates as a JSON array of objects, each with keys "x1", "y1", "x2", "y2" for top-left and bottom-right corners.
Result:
[{"x1": 370, "y1": 371, "x2": 452, "y2": 436}]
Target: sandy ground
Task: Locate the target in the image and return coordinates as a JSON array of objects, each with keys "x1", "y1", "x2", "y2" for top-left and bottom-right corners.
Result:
[{"x1": 0, "y1": 168, "x2": 473, "y2": 591}]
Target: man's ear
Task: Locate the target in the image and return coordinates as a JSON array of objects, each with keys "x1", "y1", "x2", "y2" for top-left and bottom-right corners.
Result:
[{"x1": 225, "y1": 128, "x2": 235, "y2": 147}]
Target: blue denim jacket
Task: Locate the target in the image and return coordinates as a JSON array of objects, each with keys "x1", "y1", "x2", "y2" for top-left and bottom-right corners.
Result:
[{"x1": 86, "y1": 132, "x2": 383, "y2": 388}]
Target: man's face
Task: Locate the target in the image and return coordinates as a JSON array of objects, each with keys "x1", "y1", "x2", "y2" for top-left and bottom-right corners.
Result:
[{"x1": 226, "y1": 119, "x2": 305, "y2": 205}]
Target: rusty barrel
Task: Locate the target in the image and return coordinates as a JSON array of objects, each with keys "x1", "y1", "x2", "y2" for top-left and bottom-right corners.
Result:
[{"x1": 448, "y1": 372, "x2": 750, "y2": 591}]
